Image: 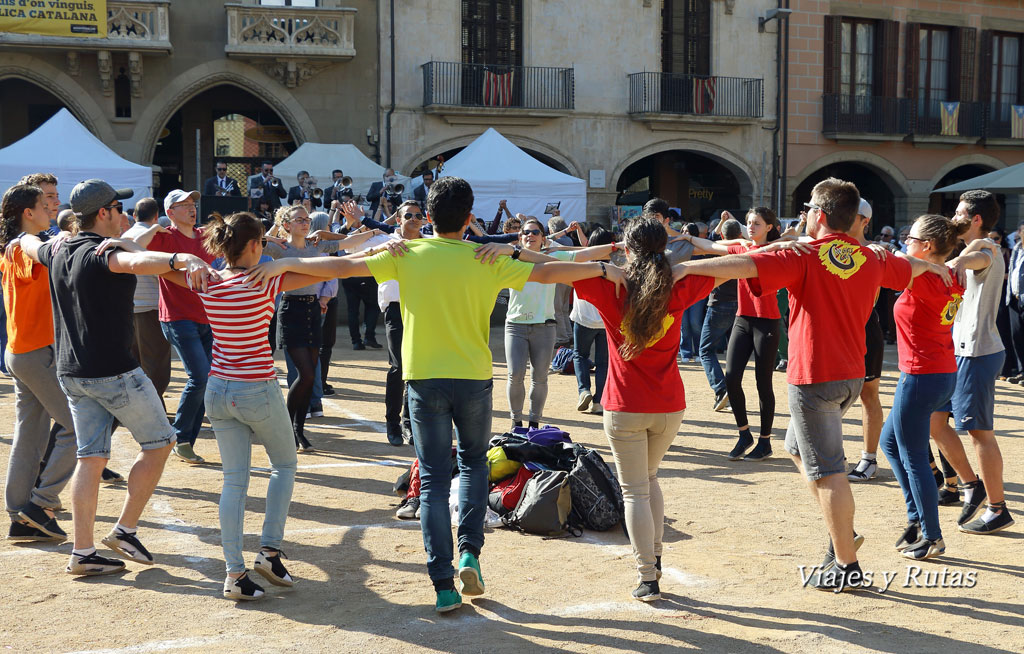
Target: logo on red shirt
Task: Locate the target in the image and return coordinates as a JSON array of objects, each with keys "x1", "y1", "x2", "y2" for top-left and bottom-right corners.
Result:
[
  {"x1": 941, "y1": 293, "x2": 963, "y2": 325},
  {"x1": 818, "y1": 240, "x2": 867, "y2": 279}
]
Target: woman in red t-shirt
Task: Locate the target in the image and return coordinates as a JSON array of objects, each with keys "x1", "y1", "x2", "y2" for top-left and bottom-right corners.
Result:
[
  {"x1": 574, "y1": 216, "x2": 717, "y2": 602},
  {"x1": 880, "y1": 214, "x2": 966, "y2": 561},
  {"x1": 677, "y1": 207, "x2": 783, "y2": 461}
]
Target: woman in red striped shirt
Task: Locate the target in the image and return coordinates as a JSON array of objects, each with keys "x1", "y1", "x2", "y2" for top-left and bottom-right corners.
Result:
[{"x1": 176, "y1": 212, "x2": 337, "y2": 601}]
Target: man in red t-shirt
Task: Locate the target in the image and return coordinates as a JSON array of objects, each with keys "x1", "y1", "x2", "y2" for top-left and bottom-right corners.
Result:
[
  {"x1": 133, "y1": 189, "x2": 215, "y2": 464},
  {"x1": 680, "y1": 178, "x2": 950, "y2": 591}
]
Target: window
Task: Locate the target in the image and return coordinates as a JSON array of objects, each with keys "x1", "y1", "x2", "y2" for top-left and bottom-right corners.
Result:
[
  {"x1": 461, "y1": 0, "x2": 522, "y2": 67},
  {"x1": 662, "y1": 0, "x2": 711, "y2": 75},
  {"x1": 918, "y1": 26, "x2": 951, "y2": 116},
  {"x1": 840, "y1": 19, "x2": 874, "y2": 113},
  {"x1": 114, "y1": 70, "x2": 131, "y2": 118},
  {"x1": 991, "y1": 33, "x2": 1021, "y2": 122}
]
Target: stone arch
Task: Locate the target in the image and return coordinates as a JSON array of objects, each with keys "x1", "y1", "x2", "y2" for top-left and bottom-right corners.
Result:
[
  {"x1": 611, "y1": 139, "x2": 758, "y2": 200},
  {"x1": 402, "y1": 133, "x2": 583, "y2": 178},
  {"x1": 132, "y1": 60, "x2": 319, "y2": 164},
  {"x1": 0, "y1": 53, "x2": 115, "y2": 144},
  {"x1": 927, "y1": 154, "x2": 1007, "y2": 191},
  {"x1": 790, "y1": 151, "x2": 910, "y2": 199}
]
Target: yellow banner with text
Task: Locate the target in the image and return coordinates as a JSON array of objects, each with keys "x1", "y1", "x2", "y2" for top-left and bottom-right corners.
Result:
[{"x1": 0, "y1": 0, "x2": 106, "y2": 38}]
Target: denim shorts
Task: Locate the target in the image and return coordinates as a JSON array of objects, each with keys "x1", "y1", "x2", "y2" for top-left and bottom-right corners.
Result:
[
  {"x1": 59, "y1": 368, "x2": 176, "y2": 458},
  {"x1": 278, "y1": 296, "x2": 322, "y2": 349},
  {"x1": 784, "y1": 378, "x2": 863, "y2": 481},
  {"x1": 939, "y1": 350, "x2": 1005, "y2": 431}
]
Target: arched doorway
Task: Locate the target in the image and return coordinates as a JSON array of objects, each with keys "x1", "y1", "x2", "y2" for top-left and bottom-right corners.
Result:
[
  {"x1": 615, "y1": 150, "x2": 748, "y2": 224},
  {"x1": 929, "y1": 165, "x2": 1006, "y2": 227},
  {"x1": 153, "y1": 84, "x2": 296, "y2": 209},
  {"x1": 0, "y1": 78, "x2": 77, "y2": 147},
  {"x1": 790, "y1": 162, "x2": 898, "y2": 234}
]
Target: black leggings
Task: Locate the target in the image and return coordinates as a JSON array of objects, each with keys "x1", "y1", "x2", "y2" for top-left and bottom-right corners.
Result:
[
  {"x1": 725, "y1": 315, "x2": 781, "y2": 436},
  {"x1": 287, "y1": 345, "x2": 319, "y2": 441}
]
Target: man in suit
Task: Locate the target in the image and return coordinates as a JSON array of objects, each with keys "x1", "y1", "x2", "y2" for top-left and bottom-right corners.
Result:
[
  {"x1": 367, "y1": 168, "x2": 396, "y2": 216},
  {"x1": 287, "y1": 170, "x2": 322, "y2": 209},
  {"x1": 250, "y1": 161, "x2": 286, "y2": 210},
  {"x1": 324, "y1": 169, "x2": 348, "y2": 209},
  {"x1": 413, "y1": 170, "x2": 434, "y2": 207},
  {"x1": 203, "y1": 161, "x2": 241, "y2": 197}
]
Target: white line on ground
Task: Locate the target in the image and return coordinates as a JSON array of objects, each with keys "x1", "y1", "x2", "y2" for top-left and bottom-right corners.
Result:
[{"x1": 62, "y1": 636, "x2": 231, "y2": 654}]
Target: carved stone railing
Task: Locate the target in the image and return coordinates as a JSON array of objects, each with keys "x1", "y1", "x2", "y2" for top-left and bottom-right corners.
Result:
[
  {"x1": 0, "y1": 0, "x2": 171, "y2": 53},
  {"x1": 224, "y1": 4, "x2": 356, "y2": 61}
]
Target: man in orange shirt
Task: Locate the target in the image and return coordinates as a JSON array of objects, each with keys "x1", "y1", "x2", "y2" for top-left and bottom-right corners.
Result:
[{"x1": 0, "y1": 178, "x2": 77, "y2": 541}]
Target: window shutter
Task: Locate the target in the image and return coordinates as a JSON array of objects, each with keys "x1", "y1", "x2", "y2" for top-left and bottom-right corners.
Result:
[
  {"x1": 952, "y1": 26, "x2": 977, "y2": 101},
  {"x1": 905, "y1": 23, "x2": 920, "y2": 100},
  {"x1": 875, "y1": 19, "x2": 900, "y2": 97},
  {"x1": 978, "y1": 30, "x2": 993, "y2": 107},
  {"x1": 823, "y1": 15, "x2": 842, "y2": 96}
]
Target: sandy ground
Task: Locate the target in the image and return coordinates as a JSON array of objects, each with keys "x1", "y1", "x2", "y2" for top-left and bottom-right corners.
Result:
[{"x1": 1, "y1": 328, "x2": 1022, "y2": 654}]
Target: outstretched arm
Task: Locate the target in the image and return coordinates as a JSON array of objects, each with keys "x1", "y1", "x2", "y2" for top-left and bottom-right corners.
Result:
[
  {"x1": 672, "y1": 253, "x2": 758, "y2": 283},
  {"x1": 528, "y1": 261, "x2": 625, "y2": 295},
  {"x1": 246, "y1": 254, "x2": 370, "y2": 289}
]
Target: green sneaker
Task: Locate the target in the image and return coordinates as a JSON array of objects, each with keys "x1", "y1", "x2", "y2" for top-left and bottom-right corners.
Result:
[
  {"x1": 458, "y1": 552, "x2": 485, "y2": 597},
  {"x1": 173, "y1": 443, "x2": 204, "y2": 465},
  {"x1": 435, "y1": 588, "x2": 462, "y2": 613}
]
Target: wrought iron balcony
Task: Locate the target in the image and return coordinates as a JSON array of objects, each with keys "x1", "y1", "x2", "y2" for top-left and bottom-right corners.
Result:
[
  {"x1": 0, "y1": 0, "x2": 171, "y2": 53},
  {"x1": 821, "y1": 95, "x2": 909, "y2": 139},
  {"x1": 224, "y1": 3, "x2": 356, "y2": 60},
  {"x1": 628, "y1": 72, "x2": 764, "y2": 119},
  {"x1": 910, "y1": 99, "x2": 984, "y2": 140},
  {"x1": 422, "y1": 61, "x2": 575, "y2": 112}
]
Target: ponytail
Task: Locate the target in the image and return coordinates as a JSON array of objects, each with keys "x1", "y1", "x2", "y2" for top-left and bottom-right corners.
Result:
[
  {"x1": 619, "y1": 214, "x2": 674, "y2": 360},
  {"x1": 203, "y1": 211, "x2": 264, "y2": 265}
]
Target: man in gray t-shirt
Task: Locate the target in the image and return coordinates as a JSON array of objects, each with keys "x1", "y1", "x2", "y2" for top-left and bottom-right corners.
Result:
[
  {"x1": 643, "y1": 197, "x2": 694, "y2": 264},
  {"x1": 931, "y1": 190, "x2": 1015, "y2": 536}
]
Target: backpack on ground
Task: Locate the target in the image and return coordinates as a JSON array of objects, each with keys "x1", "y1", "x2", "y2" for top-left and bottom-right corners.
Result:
[
  {"x1": 488, "y1": 466, "x2": 533, "y2": 516},
  {"x1": 502, "y1": 469, "x2": 576, "y2": 537},
  {"x1": 568, "y1": 445, "x2": 626, "y2": 533},
  {"x1": 550, "y1": 347, "x2": 575, "y2": 375}
]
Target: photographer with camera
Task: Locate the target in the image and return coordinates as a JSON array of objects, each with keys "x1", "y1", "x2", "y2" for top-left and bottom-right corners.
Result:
[{"x1": 367, "y1": 169, "x2": 402, "y2": 216}]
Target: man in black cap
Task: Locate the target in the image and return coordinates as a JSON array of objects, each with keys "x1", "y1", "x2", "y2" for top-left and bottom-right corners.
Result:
[{"x1": 18, "y1": 178, "x2": 214, "y2": 576}]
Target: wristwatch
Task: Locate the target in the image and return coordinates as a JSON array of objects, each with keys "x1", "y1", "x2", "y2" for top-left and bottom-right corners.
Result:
[{"x1": 511, "y1": 245, "x2": 522, "y2": 260}]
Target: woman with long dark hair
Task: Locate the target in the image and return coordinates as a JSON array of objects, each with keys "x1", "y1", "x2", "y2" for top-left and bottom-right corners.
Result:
[
  {"x1": 573, "y1": 215, "x2": 718, "y2": 601},
  {"x1": 677, "y1": 207, "x2": 782, "y2": 461}
]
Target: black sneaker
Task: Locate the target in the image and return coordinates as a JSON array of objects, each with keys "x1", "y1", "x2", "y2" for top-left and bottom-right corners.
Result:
[
  {"x1": 322, "y1": 384, "x2": 336, "y2": 396},
  {"x1": 17, "y1": 503, "x2": 66, "y2": 540},
  {"x1": 7, "y1": 521, "x2": 62, "y2": 542},
  {"x1": 365, "y1": 340, "x2": 384, "y2": 349},
  {"x1": 958, "y1": 480, "x2": 987, "y2": 526},
  {"x1": 396, "y1": 496, "x2": 420, "y2": 520},
  {"x1": 66, "y1": 551, "x2": 126, "y2": 576},
  {"x1": 713, "y1": 391, "x2": 729, "y2": 412},
  {"x1": 901, "y1": 537, "x2": 945, "y2": 560},
  {"x1": 807, "y1": 561, "x2": 870, "y2": 592},
  {"x1": 352, "y1": 342, "x2": 366, "y2": 351},
  {"x1": 101, "y1": 528, "x2": 154, "y2": 564},
  {"x1": 727, "y1": 433, "x2": 754, "y2": 461},
  {"x1": 894, "y1": 522, "x2": 920, "y2": 551},
  {"x1": 938, "y1": 485, "x2": 960, "y2": 506},
  {"x1": 223, "y1": 571, "x2": 265, "y2": 601},
  {"x1": 959, "y1": 508, "x2": 1015, "y2": 535},
  {"x1": 101, "y1": 468, "x2": 126, "y2": 484},
  {"x1": 743, "y1": 438, "x2": 772, "y2": 461},
  {"x1": 403, "y1": 424, "x2": 414, "y2": 445},
  {"x1": 386, "y1": 425, "x2": 404, "y2": 447},
  {"x1": 632, "y1": 580, "x2": 661, "y2": 602},
  {"x1": 254, "y1": 548, "x2": 294, "y2": 586},
  {"x1": 820, "y1": 532, "x2": 865, "y2": 572}
]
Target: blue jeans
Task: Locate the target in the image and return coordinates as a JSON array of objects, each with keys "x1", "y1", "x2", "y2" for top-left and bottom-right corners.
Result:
[
  {"x1": 573, "y1": 324, "x2": 607, "y2": 403},
  {"x1": 205, "y1": 377, "x2": 297, "y2": 574},
  {"x1": 879, "y1": 372, "x2": 956, "y2": 541},
  {"x1": 408, "y1": 378, "x2": 493, "y2": 583},
  {"x1": 160, "y1": 320, "x2": 213, "y2": 446},
  {"x1": 699, "y1": 301, "x2": 736, "y2": 395},
  {"x1": 679, "y1": 298, "x2": 707, "y2": 359}
]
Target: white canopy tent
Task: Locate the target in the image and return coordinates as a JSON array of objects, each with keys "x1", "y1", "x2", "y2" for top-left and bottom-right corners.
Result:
[
  {"x1": 437, "y1": 128, "x2": 587, "y2": 225},
  {"x1": 273, "y1": 143, "x2": 410, "y2": 198},
  {"x1": 0, "y1": 108, "x2": 151, "y2": 209}
]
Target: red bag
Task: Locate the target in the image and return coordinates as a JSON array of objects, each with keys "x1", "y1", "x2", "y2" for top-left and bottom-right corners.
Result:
[{"x1": 488, "y1": 467, "x2": 534, "y2": 515}]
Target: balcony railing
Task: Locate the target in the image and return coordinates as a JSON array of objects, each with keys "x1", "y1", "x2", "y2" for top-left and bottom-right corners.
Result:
[
  {"x1": 422, "y1": 61, "x2": 575, "y2": 111},
  {"x1": 628, "y1": 72, "x2": 764, "y2": 118},
  {"x1": 224, "y1": 3, "x2": 356, "y2": 60},
  {"x1": 910, "y1": 100, "x2": 984, "y2": 139},
  {"x1": 822, "y1": 95, "x2": 909, "y2": 136},
  {"x1": 0, "y1": 0, "x2": 171, "y2": 52}
]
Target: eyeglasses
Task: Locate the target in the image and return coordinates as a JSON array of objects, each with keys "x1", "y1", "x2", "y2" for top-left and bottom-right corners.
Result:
[
  {"x1": 260, "y1": 238, "x2": 268, "y2": 247},
  {"x1": 171, "y1": 202, "x2": 195, "y2": 210},
  {"x1": 521, "y1": 228, "x2": 542, "y2": 236},
  {"x1": 905, "y1": 235, "x2": 928, "y2": 244},
  {"x1": 290, "y1": 218, "x2": 311, "y2": 224}
]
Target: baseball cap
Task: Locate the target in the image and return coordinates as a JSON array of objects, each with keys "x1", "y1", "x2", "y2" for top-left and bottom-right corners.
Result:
[
  {"x1": 69, "y1": 179, "x2": 133, "y2": 216},
  {"x1": 858, "y1": 198, "x2": 872, "y2": 220},
  {"x1": 163, "y1": 189, "x2": 200, "y2": 213}
]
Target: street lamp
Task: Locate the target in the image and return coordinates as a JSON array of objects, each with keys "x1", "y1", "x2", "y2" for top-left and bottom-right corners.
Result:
[{"x1": 758, "y1": 8, "x2": 793, "y2": 32}]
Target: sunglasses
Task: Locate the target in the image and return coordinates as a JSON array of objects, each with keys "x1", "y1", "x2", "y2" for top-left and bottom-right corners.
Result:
[
  {"x1": 216, "y1": 167, "x2": 227, "y2": 172},
  {"x1": 106, "y1": 202, "x2": 124, "y2": 212},
  {"x1": 521, "y1": 228, "x2": 542, "y2": 236},
  {"x1": 404, "y1": 212, "x2": 424, "y2": 220},
  {"x1": 803, "y1": 202, "x2": 822, "y2": 212}
]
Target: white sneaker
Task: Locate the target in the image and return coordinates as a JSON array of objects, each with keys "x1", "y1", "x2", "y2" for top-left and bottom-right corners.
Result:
[
  {"x1": 577, "y1": 391, "x2": 593, "y2": 412},
  {"x1": 590, "y1": 402, "x2": 603, "y2": 415},
  {"x1": 847, "y1": 458, "x2": 878, "y2": 482}
]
